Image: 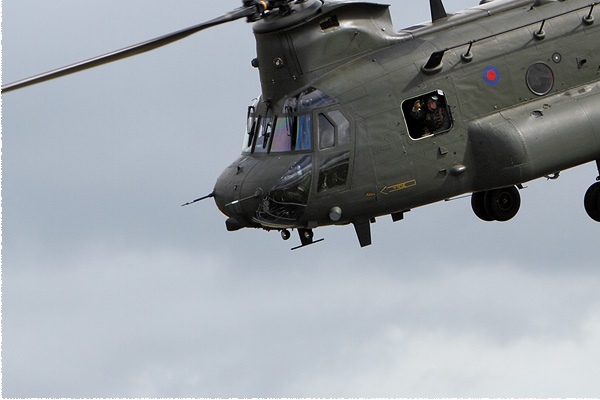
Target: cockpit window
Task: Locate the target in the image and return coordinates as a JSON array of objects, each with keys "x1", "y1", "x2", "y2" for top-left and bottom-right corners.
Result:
[
  {"x1": 253, "y1": 116, "x2": 273, "y2": 153},
  {"x1": 255, "y1": 155, "x2": 313, "y2": 226},
  {"x1": 296, "y1": 114, "x2": 312, "y2": 151},
  {"x1": 317, "y1": 110, "x2": 350, "y2": 149},
  {"x1": 268, "y1": 115, "x2": 312, "y2": 153},
  {"x1": 317, "y1": 151, "x2": 350, "y2": 193},
  {"x1": 271, "y1": 117, "x2": 293, "y2": 152},
  {"x1": 328, "y1": 110, "x2": 350, "y2": 145},
  {"x1": 318, "y1": 113, "x2": 335, "y2": 149},
  {"x1": 316, "y1": 110, "x2": 351, "y2": 193},
  {"x1": 242, "y1": 98, "x2": 259, "y2": 153},
  {"x1": 242, "y1": 88, "x2": 338, "y2": 154},
  {"x1": 297, "y1": 88, "x2": 335, "y2": 111}
]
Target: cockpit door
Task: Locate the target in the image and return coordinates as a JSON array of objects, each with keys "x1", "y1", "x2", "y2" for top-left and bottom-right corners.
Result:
[{"x1": 313, "y1": 109, "x2": 353, "y2": 195}]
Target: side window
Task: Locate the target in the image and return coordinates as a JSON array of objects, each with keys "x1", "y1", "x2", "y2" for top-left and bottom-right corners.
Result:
[
  {"x1": 317, "y1": 110, "x2": 351, "y2": 149},
  {"x1": 526, "y1": 62, "x2": 554, "y2": 96},
  {"x1": 318, "y1": 113, "x2": 335, "y2": 149},
  {"x1": 328, "y1": 110, "x2": 350, "y2": 145},
  {"x1": 402, "y1": 90, "x2": 453, "y2": 139}
]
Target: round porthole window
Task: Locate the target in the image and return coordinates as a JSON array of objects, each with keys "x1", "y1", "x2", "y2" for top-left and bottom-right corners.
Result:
[{"x1": 526, "y1": 62, "x2": 554, "y2": 96}]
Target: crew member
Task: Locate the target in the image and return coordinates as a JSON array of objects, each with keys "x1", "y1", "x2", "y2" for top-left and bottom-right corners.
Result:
[{"x1": 410, "y1": 95, "x2": 450, "y2": 137}]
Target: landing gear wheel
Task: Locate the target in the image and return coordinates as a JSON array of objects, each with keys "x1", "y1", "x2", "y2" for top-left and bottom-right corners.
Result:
[
  {"x1": 584, "y1": 182, "x2": 600, "y2": 222},
  {"x1": 471, "y1": 191, "x2": 494, "y2": 221},
  {"x1": 281, "y1": 229, "x2": 291, "y2": 240},
  {"x1": 471, "y1": 186, "x2": 521, "y2": 222},
  {"x1": 485, "y1": 186, "x2": 521, "y2": 221}
]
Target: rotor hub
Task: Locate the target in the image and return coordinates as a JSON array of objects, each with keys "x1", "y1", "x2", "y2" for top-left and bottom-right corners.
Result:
[{"x1": 252, "y1": 0, "x2": 323, "y2": 33}]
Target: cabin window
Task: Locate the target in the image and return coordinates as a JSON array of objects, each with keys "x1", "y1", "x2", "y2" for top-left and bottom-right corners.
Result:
[
  {"x1": 526, "y1": 62, "x2": 554, "y2": 96},
  {"x1": 402, "y1": 90, "x2": 453, "y2": 139}
]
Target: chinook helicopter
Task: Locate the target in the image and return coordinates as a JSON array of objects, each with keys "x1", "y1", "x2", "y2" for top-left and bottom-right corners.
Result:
[{"x1": 3, "y1": 0, "x2": 600, "y2": 249}]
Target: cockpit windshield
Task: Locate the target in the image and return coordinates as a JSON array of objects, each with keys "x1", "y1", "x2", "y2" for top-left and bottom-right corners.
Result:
[
  {"x1": 248, "y1": 88, "x2": 352, "y2": 227},
  {"x1": 269, "y1": 115, "x2": 312, "y2": 152},
  {"x1": 242, "y1": 88, "x2": 335, "y2": 154}
]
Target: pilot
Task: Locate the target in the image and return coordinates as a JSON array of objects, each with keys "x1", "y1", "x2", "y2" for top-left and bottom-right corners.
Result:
[{"x1": 410, "y1": 95, "x2": 450, "y2": 137}]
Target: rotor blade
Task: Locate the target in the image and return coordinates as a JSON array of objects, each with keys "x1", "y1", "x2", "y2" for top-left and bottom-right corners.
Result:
[{"x1": 2, "y1": 6, "x2": 256, "y2": 93}]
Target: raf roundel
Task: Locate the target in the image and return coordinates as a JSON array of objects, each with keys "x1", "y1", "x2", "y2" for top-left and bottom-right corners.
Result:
[{"x1": 483, "y1": 66, "x2": 501, "y2": 86}]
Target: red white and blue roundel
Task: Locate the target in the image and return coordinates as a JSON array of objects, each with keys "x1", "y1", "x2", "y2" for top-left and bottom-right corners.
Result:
[{"x1": 483, "y1": 66, "x2": 500, "y2": 86}]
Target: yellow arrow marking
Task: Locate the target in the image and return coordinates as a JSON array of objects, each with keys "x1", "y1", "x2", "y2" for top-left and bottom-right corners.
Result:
[{"x1": 380, "y1": 179, "x2": 417, "y2": 195}]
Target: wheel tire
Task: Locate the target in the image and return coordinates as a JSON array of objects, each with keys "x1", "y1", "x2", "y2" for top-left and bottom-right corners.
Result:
[
  {"x1": 485, "y1": 186, "x2": 521, "y2": 222},
  {"x1": 471, "y1": 191, "x2": 494, "y2": 221},
  {"x1": 584, "y1": 182, "x2": 600, "y2": 222}
]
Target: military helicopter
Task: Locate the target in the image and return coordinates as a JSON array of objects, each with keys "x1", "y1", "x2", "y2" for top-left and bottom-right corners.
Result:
[{"x1": 4, "y1": 0, "x2": 600, "y2": 249}]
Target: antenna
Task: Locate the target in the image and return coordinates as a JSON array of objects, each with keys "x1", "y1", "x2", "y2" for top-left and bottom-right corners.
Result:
[{"x1": 430, "y1": 0, "x2": 448, "y2": 22}]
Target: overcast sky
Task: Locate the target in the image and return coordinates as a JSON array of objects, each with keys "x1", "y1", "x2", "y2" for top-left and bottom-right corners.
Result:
[{"x1": 2, "y1": 0, "x2": 600, "y2": 397}]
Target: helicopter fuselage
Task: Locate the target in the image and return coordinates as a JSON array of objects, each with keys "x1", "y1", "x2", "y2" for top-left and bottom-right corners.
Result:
[{"x1": 213, "y1": 0, "x2": 600, "y2": 247}]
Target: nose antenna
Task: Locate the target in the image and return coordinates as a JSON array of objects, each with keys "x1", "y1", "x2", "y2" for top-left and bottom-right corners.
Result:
[{"x1": 181, "y1": 191, "x2": 215, "y2": 207}]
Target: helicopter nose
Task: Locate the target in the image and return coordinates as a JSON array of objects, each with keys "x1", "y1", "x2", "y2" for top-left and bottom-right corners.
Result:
[
  {"x1": 213, "y1": 156, "x2": 264, "y2": 231},
  {"x1": 214, "y1": 154, "x2": 312, "y2": 231}
]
